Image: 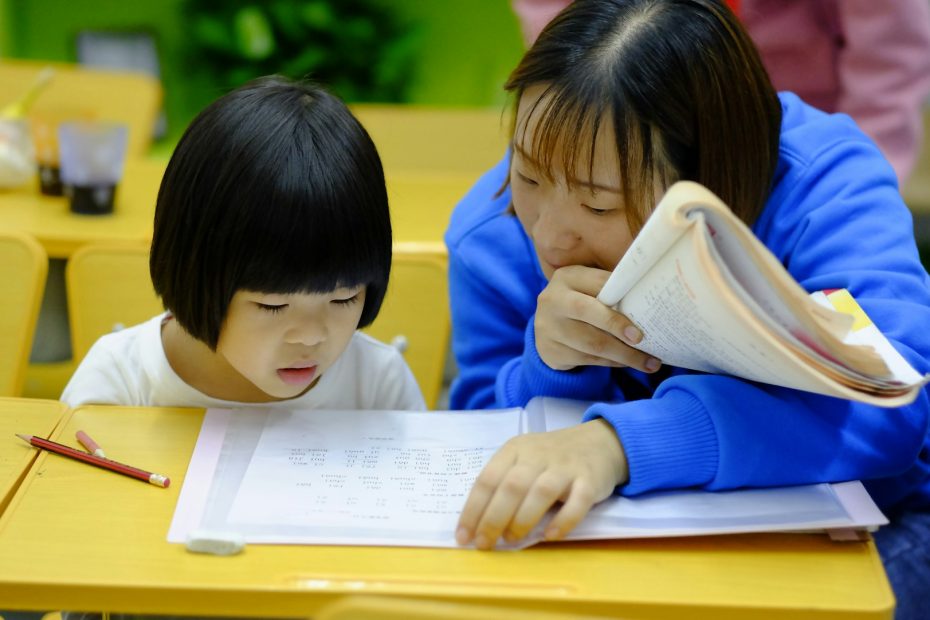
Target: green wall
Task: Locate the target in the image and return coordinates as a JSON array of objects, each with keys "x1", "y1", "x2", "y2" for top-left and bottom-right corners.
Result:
[
  {"x1": 0, "y1": 0, "x2": 11, "y2": 55},
  {"x1": 2, "y1": 0, "x2": 525, "y2": 150},
  {"x1": 387, "y1": 0, "x2": 525, "y2": 107}
]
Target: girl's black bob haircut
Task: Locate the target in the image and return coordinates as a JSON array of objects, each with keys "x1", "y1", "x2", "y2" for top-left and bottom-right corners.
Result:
[{"x1": 150, "y1": 76, "x2": 392, "y2": 349}]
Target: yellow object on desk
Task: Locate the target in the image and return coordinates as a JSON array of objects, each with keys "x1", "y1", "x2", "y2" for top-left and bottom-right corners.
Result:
[
  {"x1": 0, "y1": 398, "x2": 67, "y2": 514},
  {"x1": 0, "y1": 404, "x2": 895, "y2": 618}
]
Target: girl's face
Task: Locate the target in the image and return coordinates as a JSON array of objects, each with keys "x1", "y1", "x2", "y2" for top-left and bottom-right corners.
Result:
[
  {"x1": 216, "y1": 286, "x2": 366, "y2": 400},
  {"x1": 511, "y1": 84, "x2": 637, "y2": 280}
]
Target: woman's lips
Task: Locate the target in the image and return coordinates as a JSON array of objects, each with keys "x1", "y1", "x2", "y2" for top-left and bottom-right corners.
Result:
[{"x1": 277, "y1": 365, "x2": 317, "y2": 386}]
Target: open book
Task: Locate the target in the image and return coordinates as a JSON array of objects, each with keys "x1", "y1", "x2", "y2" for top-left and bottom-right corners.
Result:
[
  {"x1": 168, "y1": 398, "x2": 886, "y2": 549},
  {"x1": 597, "y1": 181, "x2": 928, "y2": 407}
]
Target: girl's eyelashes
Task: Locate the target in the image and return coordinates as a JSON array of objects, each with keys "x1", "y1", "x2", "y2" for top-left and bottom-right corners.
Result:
[
  {"x1": 256, "y1": 303, "x2": 287, "y2": 314},
  {"x1": 332, "y1": 293, "x2": 361, "y2": 306}
]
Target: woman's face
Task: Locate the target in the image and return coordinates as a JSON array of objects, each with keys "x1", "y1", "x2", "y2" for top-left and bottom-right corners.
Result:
[{"x1": 511, "y1": 84, "x2": 638, "y2": 280}]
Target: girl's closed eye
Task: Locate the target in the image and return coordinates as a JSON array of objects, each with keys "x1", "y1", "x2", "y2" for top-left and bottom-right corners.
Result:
[
  {"x1": 256, "y1": 303, "x2": 287, "y2": 314},
  {"x1": 332, "y1": 288, "x2": 363, "y2": 306}
]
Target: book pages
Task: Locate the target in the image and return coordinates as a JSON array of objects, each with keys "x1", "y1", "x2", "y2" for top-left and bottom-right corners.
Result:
[{"x1": 597, "y1": 181, "x2": 928, "y2": 406}]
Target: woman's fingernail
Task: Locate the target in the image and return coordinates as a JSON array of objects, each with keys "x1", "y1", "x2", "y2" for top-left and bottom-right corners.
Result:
[
  {"x1": 455, "y1": 527, "x2": 471, "y2": 545},
  {"x1": 474, "y1": 534, "x2": 491, "y2": 549},
  {"x1": 623, "y1": 326, "x2": 642, "y2": 343},
  {"x1": 544, "y1": 526, "x2": 560, "y2": 540},
  {"x1": 645, "y1": 357, "x2": 661, "y2": 372}
]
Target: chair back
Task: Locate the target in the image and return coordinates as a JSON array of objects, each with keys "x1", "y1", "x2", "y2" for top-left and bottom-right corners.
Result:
[
  {"x1": 0, "y1": 58, "x2": 163, "y2": 159},
  {"x1": 350, "y1": 104, "x2": 509, "y2": 176},
  {"x1": 0, "y1": 231, "x2": 47, "y2": 396},
  {"x1": 67, "y1": 242, "x2": 451, "y2": 408},
  {"x1": 363, "y1": 243, "x2": 450, "y2": 409},
  {"x1": 66, "y1": 243, "x2": 161, "y2": 363}
]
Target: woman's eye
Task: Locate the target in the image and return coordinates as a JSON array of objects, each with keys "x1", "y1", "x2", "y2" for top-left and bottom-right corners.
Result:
[
  {"x1": 257, "y1": 303, "x2": 287, "y2": 314},
  {"x1": 516, "y1": 171, "x2": 538, "y2": 186},
  {"x1": 585, "y1": 205, "x2": 609, "y2": 216},
  {"x1": 333, "y1": 294, "x2": 360, "y2": 306}
]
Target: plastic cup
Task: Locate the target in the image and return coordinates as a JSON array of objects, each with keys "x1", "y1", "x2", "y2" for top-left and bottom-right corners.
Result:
[
  {"x1": 58, "y1": 121, "x2": 128, "y2": 215},
  {"x1": 30, "y1": 108, "x2": 94, "y2": 196}
]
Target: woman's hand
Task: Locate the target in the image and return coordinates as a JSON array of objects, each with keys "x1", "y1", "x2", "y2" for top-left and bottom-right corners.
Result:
[
  {"x1": 535, "y1": 265, "x2": 661, "y2": 373},
  {"x1": 455, "y1": 418, "x2": 629, "y2": 550}
]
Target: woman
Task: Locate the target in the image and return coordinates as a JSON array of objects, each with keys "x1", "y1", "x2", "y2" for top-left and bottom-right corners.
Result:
[{"x1": 445, "y1": 1, "x2": 930, "y2": 615}]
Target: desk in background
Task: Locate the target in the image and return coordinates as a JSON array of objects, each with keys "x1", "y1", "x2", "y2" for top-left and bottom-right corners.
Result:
[
  {"x1": 0, "y1": 404, "x2": 894, "y2": 618},
  {"x1": 0, "y1": 398, "x2": 66, "y2": 514},
  {"x1": 0, "y1": 159, "x2": 165, "y2": 260}
]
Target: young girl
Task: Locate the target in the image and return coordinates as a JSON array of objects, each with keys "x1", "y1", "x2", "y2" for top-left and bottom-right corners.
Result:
[
  {"x1": 446, "y1": 0, "x2": 930, "y2": 614},
  {"x1": 62, "y1": 76, "x2": 425, "y2": 412}
]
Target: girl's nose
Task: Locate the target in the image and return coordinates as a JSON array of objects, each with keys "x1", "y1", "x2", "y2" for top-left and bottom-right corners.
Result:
[{"x1": 285, "y1": 318, "x2": 327, "y2": 346}]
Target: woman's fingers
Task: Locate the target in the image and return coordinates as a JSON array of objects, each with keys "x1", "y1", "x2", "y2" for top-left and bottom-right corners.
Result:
[
  {"x1": 543, "y1": 479, "x2": 598, "y2": 541},
  {"x1": 539, "y1": 322, "x2": 660, "y2": 372},
  {"x1": 457, "y1": 422, "x2": 629, "y2": 550},
  {"x1": 535, "y1": 266, "x2": 662, "y2": 372},
  {"x1": 504, "y1": 469, "x2": 571, "y2": 542},
  {"x1": 471, "y1": 464, "x2": 543, "y2": 549},
  {"x1": 455, "y1": 448, "x2": 516, "y2": 545}
]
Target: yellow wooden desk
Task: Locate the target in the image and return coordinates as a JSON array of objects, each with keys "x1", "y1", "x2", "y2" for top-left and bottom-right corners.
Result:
[
  {"x1": 0, "y1": 398, "x2": 66, "y2": 514},
  {"x1": 0, "y1": 405, "x2": 894, "y2": 618},
  {"x1": 0, "y1": 159, "x2": 165, "y2": 259}
]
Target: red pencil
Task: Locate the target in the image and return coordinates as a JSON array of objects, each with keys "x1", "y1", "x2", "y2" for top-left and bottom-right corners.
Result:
[
  {"x1": 76, "y1": 430, "x2": 106, "y2": 458},
  {"x1": 16, "y1": 433, "x2": 170, "y2": 488}
]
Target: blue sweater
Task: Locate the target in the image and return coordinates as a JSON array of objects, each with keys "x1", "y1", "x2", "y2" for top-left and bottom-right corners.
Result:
[{"x1": 445, "y1": 93, "x2": 930, "y2": 511}]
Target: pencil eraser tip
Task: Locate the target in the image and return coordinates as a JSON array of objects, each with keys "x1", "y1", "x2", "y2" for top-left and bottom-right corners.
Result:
[{"x1": 185, "y1": 529, "x2": 245, "y2": 556}]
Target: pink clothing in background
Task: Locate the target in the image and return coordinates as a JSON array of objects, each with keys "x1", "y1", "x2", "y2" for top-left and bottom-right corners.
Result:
[{"x1": 511, "y1": 0, "x2": 930, "y2": 183}]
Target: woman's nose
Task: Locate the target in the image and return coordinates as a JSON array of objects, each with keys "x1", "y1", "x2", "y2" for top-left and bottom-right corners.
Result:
[{"x1": 533, "y1": 200, "x2": 579, "y2": 252}]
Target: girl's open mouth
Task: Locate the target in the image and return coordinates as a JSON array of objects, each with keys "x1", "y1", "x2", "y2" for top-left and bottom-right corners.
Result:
[{"x1": 277, "y1": 365, "x2": 317, "y2": 386}]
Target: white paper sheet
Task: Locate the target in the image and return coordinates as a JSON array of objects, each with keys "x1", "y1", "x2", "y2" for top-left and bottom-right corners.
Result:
[{"x1": 168, "y1": 399, "x2": 887, "y2": 548}]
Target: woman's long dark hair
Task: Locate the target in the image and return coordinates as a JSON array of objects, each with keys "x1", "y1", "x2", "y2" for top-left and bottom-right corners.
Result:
[{"x1": 506, "y1": 0, "x2": 781, "y2": 233}]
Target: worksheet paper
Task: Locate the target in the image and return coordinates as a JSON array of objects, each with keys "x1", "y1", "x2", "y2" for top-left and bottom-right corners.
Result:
[{"x1": 168, "y1": 398, "x2": 887, "y2": 548}]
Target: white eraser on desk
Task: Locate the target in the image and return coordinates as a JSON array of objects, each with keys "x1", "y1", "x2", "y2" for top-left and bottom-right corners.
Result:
[{"x1": 185, "y1": 529, "x2": 246, "y2": 556}]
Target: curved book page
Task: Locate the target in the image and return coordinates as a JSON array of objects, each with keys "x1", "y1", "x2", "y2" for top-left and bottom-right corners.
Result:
[{"x1": 597, "y1": 181, "x2": 928, "y2": 406}]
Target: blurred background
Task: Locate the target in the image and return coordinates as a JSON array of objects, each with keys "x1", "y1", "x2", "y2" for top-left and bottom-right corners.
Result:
[
  {"x1": 0, "y1": 0, "x2": 928, "y2": 407},
  {"x1": 0, "y1": 0, "x2": 526, "y2": 154}
]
